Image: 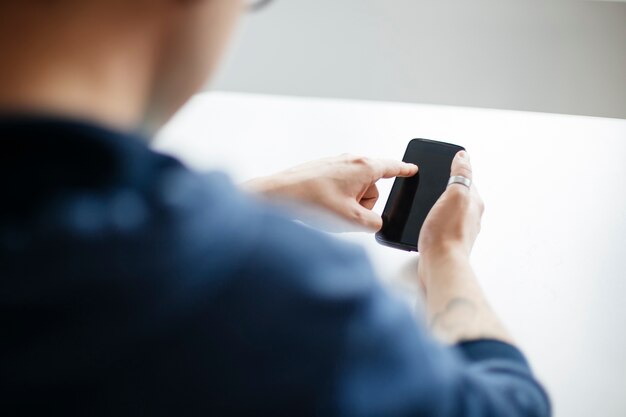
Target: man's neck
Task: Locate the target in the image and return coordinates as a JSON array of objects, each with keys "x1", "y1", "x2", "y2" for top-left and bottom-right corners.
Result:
[{"x1": 0, "y1": 4, "x2": 160, "y2": 131}]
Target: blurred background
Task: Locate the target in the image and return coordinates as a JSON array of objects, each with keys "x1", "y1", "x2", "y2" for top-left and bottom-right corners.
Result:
[{"x1": 213, "y1": 0, "x2": 626, "y2": 119}]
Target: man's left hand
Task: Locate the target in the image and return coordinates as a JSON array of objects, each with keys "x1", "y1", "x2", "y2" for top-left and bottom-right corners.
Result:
[{"x1": 243, "y1": 154, "x2": 418, "y2": 231}]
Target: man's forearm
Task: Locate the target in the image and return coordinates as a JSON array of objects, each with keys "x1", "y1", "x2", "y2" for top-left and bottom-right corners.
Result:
[{"x1": 419, "y1": 248, "x2": 513, "y2": 345}]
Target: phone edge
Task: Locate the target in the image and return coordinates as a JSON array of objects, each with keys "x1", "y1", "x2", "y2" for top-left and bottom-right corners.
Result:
[{"x1": 374, "y1": 233, "x2": 417, "y2": 252}]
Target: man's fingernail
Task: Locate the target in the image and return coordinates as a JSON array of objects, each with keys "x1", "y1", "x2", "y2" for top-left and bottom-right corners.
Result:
[{"x1": 459, "y1": 151, "x2": 468, "y2": 160}]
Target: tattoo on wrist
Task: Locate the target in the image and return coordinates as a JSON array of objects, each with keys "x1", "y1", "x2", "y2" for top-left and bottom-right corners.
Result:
[
  {"x1": 430, "y1": 297, "x2": 511, "y2": 344},
  {"x1": 430, "y1": 297, "x2": 477, "y2": 333}
]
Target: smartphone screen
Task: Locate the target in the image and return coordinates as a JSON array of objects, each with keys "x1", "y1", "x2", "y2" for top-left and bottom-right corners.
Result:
[{"x1": 376, "y1": 139, "x2": 465, "y2": 252}]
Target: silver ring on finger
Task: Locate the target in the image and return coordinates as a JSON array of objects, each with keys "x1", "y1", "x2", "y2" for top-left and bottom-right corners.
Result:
[{"x1": 448, "y1": 175, "x2": 472, "y2": 189}]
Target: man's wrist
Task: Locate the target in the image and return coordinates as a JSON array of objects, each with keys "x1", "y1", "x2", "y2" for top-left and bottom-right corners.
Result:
[
  {"x1": 419, "y1": 245, "x2": 471, "y2": 287},
  {"x1": 421, "y1": 243, "x2": 469, "y2": 266},
  {"x1": 243, "y1": 175, "x2": 283, "y2": 195}
]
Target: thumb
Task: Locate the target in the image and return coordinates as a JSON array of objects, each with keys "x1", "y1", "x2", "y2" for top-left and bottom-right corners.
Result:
[
  {"x1": 450, "y1": 150, "x2": 473, "y2": 180},
  {"x1": 351, "y1": 202, "x2": 383, "y2": 231}
]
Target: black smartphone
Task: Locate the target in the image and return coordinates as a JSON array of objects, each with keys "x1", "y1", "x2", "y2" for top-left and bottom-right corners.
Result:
[{"x1": 376, "y1": 139, "x2": 465, "y2": 252}]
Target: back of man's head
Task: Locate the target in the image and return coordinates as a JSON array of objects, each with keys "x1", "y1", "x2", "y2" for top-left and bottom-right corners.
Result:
[{"x1": 0, "y1": 0, "x2": 243, "y2": 131}]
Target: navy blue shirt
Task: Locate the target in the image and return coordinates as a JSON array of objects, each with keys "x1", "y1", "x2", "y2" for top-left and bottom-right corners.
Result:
[{"x1": 0, "y1": 117, "x2": 550, "y2": 416}]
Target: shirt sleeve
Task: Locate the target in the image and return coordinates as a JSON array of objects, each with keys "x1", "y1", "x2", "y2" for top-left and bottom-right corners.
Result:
[{"x1": 214, "y1": 206, "x2": 551, "y2": 417}]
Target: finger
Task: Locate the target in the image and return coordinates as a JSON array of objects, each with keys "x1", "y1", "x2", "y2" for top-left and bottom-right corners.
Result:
[
  {"x1": 450, "y1": 151, "x2": 473, "y2": 180},
  {"x1": 351, "y1": 202, "x2": 383, "y2": 231},
  {"x1": 360, "y1": 199, "x2": 377, "y2": 210},
  {"x1": 369, "y1": 159, "x2": 418, "y2": 180},
  {"x1": 359, "y1": 184, "x2": 379, "y2": 210}
]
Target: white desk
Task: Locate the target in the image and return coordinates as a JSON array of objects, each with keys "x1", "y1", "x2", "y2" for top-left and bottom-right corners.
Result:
[{"x1": 156, "y1": 92, "x2": 626, "y2": 417}]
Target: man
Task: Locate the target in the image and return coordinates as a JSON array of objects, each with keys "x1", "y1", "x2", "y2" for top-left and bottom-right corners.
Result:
[{"x1": 0, "y1": 1, "x2": 550, "y2": 416}]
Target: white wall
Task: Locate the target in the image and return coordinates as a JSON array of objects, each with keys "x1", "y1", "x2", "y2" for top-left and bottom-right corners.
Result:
[{"x1": 213, "y1": 0, "x2": 626, "y2": 119}]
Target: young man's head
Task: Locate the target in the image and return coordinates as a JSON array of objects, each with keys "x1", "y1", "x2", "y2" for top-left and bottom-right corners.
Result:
[{"x1": 0, "y1": 0, "x2": 245, "y2": 131}]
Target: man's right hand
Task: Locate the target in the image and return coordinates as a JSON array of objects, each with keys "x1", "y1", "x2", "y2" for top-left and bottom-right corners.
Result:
[
  {"x1": 418, "y1": 151, "x2": 485, "y2": 261},
  {"x1": 417, "y1": 151, "x2": 513, "y2": 345}
]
